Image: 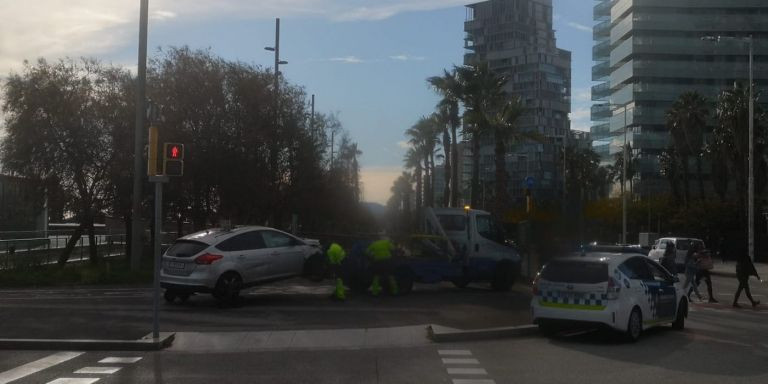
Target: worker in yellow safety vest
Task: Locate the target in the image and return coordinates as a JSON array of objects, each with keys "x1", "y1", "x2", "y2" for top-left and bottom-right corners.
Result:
[
  {"x1": 367, "y1": 239, "x2": 398, "y2": 296},
  {"x1": 326, "y1": 243, "x2": 347, "y2": 300}
]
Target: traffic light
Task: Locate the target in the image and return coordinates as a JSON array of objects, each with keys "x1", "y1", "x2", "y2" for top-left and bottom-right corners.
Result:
[{"x1": 163, "y1": 143, "x2": 184, "y2": 176}]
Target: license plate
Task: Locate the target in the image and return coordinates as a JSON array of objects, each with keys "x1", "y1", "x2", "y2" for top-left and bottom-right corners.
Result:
[{"x1": 166, "y1": 261, "x2": 186, "y2": 270}]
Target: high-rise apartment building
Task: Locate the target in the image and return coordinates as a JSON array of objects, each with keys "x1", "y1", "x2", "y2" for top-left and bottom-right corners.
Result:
[
  {"x1": 591, "y1": 0, "x2": 768, "y2": 194},
  {"x1": 464, "y1": 0, "x2": 571, "y2": 210}
]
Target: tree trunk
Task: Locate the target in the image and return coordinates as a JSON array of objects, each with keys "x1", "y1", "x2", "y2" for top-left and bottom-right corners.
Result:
[
  {"x1": 493, "y1": 129, "x2": 507, "y2": 220},
  {"x1": 87, "y1": 221, "x2": 98, "y2": 265},
  {"x1": 696, "y1": 156, "x2": 705, "y2": 200},
  {"x1": 443, "y1": 129, "x2": 452, "y2": 207},
  {"x1": 430, "y1": 152, "x2": 436, "y2": 207},
  {"x1": 124, "y1": 214, "x2": 132, "y2": 262},
  {"x1": 450, "y1": 121, "x2": 460, "y2": 208},
  {"x1": 682, "y1": 155, "x2": 690, "y2": 207},
  {"x1": 57, "y1": 225, "x2": 84, "y2": 266},
  {"x1": 415, "y1": 168, "x2": 423, "y2": 212},
  {"x1": 471, "y1": 135, "x2": 481, "y2": 208}
]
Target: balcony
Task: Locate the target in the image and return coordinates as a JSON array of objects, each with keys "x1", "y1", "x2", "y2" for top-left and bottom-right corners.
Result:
[
  {"x1": 592, "y1": 61, "x2": 611, "y2": 81},
  {"x1": 593, "y1": 40, "x2": 611, "y2": 61},
  {"x1": 591, "y1": 104, "x2": 612, "y2": 120},
  {"x1": 593, "y1": 0, "x2": 613, "y2": 19},
  {"x1": 593, "y1": 20, "x2": 610, "y2": 40},
  {"x1": 591, "y1": 82, "x2": 611, "y2": 101}
]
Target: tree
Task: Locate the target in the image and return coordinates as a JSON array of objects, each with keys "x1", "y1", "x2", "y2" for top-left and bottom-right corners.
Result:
[
  {"x1": 406, "y1": 116, "x2": 441, "y2": 208},
  {"x1": 387, "y1": 172, "x2": 414, "y2": 233},
  {"x1": 666, "y1": 91, "x2": 708, "y2": 204},
  {"x1": 457, "y1": 62, "x2": 508, "y2": 209},
  {"x1": 428, "y1": 69, "x2": 464, "y2": 207},
  {"x1": 609, "y1": 143, "x2": 638, "y2": 198},
  {"x1": 659, "y1": 146, "x2": 682, "y2": 203},
  {"x1": 714, "y1": 82, "x2": 768, "y2": 211},
  {"x1": 404, "y1": 148, "x2": 423, "y2": 211},
  {"x1": 487, "y1": 97, "x2": 527, "y2": 219},
  {"x1": 1, "y1": 58, "x2": 133, "y2": 265}
]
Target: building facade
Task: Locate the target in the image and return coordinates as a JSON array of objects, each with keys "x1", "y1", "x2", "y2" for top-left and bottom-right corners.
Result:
[
  {"x1": 592, "y1": 0, "x2": 768, "y2": 194},
  {"x1": 464, "y1": 0, "x2": 572, "y2": 211}
]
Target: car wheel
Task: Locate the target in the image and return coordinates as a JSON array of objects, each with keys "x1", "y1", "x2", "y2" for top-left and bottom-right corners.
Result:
[
  {"x1": 491, "y1": 261, "x2": 515, "y2": 291},
  {"x1": 538, "y1": 321, "x2": 560, "y2": 336},
  {"x1": 303, "y1": 252, "x2": 327, "y2": 282},
  {"x1": 213, "y1": 272, "x2": 242, "y2": 304},
  {"x1": 163, "y1": 290, "x2": 177, "y2": 304},
  {"x1": 177, "y1": 293, "x2": 191, "y2": 304},
  {"x1": 625, "y1": 307, "x2": 643, "y2": 342},
  {"x1": 672, "y1": 299, "x2": 687, "y2": 330}
]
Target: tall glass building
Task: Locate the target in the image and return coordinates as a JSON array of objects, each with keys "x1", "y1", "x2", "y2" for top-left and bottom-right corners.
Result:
[
  {"x1": 591, "y1": 0, "x2": 768, "y2": 195},
  {"x1": 464, "y1": 0, "x2": 571, "y2": 209}
]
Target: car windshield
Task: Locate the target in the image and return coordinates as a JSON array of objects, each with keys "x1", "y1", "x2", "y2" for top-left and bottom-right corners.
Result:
[{"x1": 540, "y1": 260, "x2": 608, "y2": 284}]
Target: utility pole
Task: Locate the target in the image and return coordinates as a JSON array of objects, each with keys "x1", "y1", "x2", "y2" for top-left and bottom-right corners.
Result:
[
  {"x1": 748, "y1": 34, "x2": 755, "y2": 262},
  {"x1": 622, "y1": 106, "x2": 628, "y2": 245},
  {"x1": 131, "y1": 0, "x2": 149, "y2": 271}
]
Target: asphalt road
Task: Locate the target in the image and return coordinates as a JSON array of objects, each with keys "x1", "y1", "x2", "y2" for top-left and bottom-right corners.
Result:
[
  {"x1": 0, "y1": 278, "x2": 532, "y2": 340},
  {"x1": 2, "y1": 275, "x2": 768, "y2": 383}
]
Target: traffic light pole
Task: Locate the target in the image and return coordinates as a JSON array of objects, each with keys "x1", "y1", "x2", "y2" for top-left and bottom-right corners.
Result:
[
  {"x1": 131, "y1": 0, "x2": 149, "y2": 271},
  {"x1": 149, "y1": 175, "x2": 168, "y2": 340}
]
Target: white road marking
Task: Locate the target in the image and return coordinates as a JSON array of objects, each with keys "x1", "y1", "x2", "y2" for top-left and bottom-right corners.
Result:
[
  {"x1": 0, "y1": 352, "x2": 83, "y2": 384},
  {"x1": 439, "y1": 350, "x2": 473, "y2": 356},
  {"x1": 46, "y1": 379, "x2": 99, "y2": 384},
  {"x1": 447, "y1": 368, "x2": 488, "y2": 375},
  {"x1": 98, "y1": 357, "x2": 142, "y2": 364},
  {"x1": 442, "y1": 358, "x2": 480, "y2": 365},
  {"x1": 452, "y1": 379, "x2": 496, "y2": 384},
  {"x1": 74, "y1": 367, "x2": 121, "y2": 374}
]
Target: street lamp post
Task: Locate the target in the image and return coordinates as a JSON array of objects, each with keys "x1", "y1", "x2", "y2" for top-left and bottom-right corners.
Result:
[
  {"x1": 606, "y1": 102, "x2": 632, "y2": 245},
  {"x1": 702, "y1": 34, "x2": 755, "y2": 262},
  {"x1": 265, "y1": 18, "x2": 288, "y2": 225},
  {"x1": 131, "y1": 0, "x2": 149, "y2": 271}
]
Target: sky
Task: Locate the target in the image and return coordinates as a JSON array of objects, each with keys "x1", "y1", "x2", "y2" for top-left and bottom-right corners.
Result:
[{"x1": 0, "y1": 0, "x2": 594, "y2": 204}]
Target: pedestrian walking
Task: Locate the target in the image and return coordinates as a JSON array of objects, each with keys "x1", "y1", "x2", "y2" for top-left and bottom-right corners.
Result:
[
  {"x1": 326, "y1": 243, "x2": 347, "y2": 301},
  {"x1": 684, "y1": 244, "x2": 703, "y2": 301},
  {"x1": 733, "y1": 251, "x2": 761, "y2": 308},
  {"x1": 661, "y1": 242, "x2": 677, "y2": 274},
  {"x1": 694, "y1": 246, "x2": 717, "y2": 303}
]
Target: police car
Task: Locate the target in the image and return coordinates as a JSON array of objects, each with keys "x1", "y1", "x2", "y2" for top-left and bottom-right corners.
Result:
[{"x1": 531, "y1": 252, "x2": 688, "y2": 342}]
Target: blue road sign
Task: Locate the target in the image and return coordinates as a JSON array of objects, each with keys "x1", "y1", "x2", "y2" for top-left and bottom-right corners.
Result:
[{"x1": 525, "y1": 176, "x2": 535, "y2": 189}]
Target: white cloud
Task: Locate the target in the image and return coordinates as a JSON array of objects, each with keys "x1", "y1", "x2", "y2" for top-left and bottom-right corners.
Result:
[
  {"x1": 389, "y1": 54, "x2": 426, "y2": 62},
  {"x1": 0, "y1": 0, "x2": 468, "y2": 77},
  {"x1": 566, "y1": 21, "x2": 592, "y2": 33},
  {"x1": 397, "y1": 140, "x2": 411, "y2": 149},
  {"x1": 151, "y1": 10, "x2": 177, "y2": 21},
  {"x1": 329, "y1": 56, "x2": 364, "y2": 64},
  {"x1": 570, "y1": 107, "x2": 590, "y2": 121},
  {"x1": 572, "y1": 88, "x2": 591, "y2": 103}
]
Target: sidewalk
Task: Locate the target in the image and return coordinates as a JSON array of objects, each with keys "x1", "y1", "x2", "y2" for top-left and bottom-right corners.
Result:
[{"x1": 709, "y1": 260, "x2": 768, "y2": 278}]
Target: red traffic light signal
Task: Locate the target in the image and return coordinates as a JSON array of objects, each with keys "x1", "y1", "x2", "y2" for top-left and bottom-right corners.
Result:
[
  {"x1": 164, "y1": 143, "x2": 184, "y2": 160},
  {"x1": 163, "y1": 143, "x2": 184, "y2": 176}
]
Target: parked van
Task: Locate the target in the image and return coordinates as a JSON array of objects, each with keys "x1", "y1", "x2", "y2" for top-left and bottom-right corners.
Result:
[{"x1": 647, "y1": 237, "x2": 706, "y2": 272}]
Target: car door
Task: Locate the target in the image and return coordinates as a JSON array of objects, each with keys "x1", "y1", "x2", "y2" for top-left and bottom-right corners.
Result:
[
  {"x1": 645, "y1": 259, "x2": 678, "y2": 321},
  {"x1": 618, "y1": 257, "x2": 655, "y2": 320},
  {"x1": 261, "y1": 230, "x2": 306, "y2": 277},
  {"x1": 215, "y1": 231, "x2": 271, "y2": 284}
]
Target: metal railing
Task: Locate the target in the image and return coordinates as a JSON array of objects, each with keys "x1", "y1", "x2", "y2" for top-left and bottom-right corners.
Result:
[{"x1": 0, "y1": 232, "x2": 127, "y2": 270}]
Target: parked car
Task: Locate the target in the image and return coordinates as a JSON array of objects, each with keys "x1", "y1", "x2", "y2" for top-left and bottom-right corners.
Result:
[
  {"x1": 531, "y1": 252, "x2": 688, "y2": 342},
  {"x1": 647, "y1": 237, "x2": 706, "y2": 272},
  {"x1": 160, "y1": 226, "x2": 323, "y2": 303}
]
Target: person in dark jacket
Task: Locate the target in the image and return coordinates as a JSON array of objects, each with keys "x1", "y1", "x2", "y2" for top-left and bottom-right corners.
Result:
[
  {"x1": 661, "y1": 242, "x2": 677, "y2": 274},
  {"x1": 733, "y1": 252, "x2": 761, "y2": 308}
]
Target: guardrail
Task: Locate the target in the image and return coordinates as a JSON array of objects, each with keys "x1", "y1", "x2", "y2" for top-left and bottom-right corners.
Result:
[{"x1": 0, "y1": 233, "x2": 127, "y2": 270}]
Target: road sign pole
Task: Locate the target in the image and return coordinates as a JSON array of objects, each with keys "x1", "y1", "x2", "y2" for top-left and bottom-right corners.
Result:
[{"x1": 150, "y1": 175, "x2": 169, "y2": 340}]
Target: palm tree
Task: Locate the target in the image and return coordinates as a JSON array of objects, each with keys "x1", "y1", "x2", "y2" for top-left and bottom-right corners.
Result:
[
  {"x1": 487, "y1": 97, "x2": 528, "y2": 219},
  {"x1": 404, "y1": 148, "x2": 423, "y2": 211},
  {"x1": 434, "y1": 105, "x2": 452, "y2": 207},
  {"x1": 457, "y1": 62, "x2": 508, "y2": 209},
  {"x1": 659, "y1": 146, "x2": 681, "y2": 203},
  {"x1": 406, "y1": 116, "x2": 441, "y2": 207},
  {"x1": 428, "y1": 69, "x2": 464, "y2": 207},
  {"x1": 666, "y1": 91, "x2": 708, "y2": 204},
  {"x1": 610, "y1": 143, "x2": 638, "y2": 198}
]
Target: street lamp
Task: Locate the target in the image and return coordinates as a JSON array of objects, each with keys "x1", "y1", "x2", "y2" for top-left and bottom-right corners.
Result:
[
  {"x1": 702, "y1": 34, "x2": 755, "y2": 262},
  {"x1": 606, "y1": 102, "x2": 633, "y2": 245}
]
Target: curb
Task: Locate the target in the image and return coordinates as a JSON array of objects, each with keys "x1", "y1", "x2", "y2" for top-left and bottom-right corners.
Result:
[
  {"x1": 0, "y1": 332, "x2": 175, "y2": 351},
  {"x1": 427, "y1": 324, "x2": 538, "y2": 343}
]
